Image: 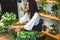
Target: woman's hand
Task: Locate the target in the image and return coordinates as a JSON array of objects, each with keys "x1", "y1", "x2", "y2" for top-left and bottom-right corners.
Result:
[
  {"x1": 9, "y1": 25, "x2": 20, "y2": 29},
  {"x1": 15, "y1": 21, "x2": 20, "y2": 25},
  {"x1": 9, "y1": 25, "x2": 24, "y2": 33},
  {"x1": 15, "y1": 28, "x2": 20, "y2": 33}
]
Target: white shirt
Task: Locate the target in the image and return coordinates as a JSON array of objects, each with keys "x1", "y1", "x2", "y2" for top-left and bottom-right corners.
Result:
[{"x1": 19, "y1": 12, "x2": 40, "y2": 30}]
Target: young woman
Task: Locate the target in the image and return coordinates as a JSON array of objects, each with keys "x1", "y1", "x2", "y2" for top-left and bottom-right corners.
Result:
[
  {"x1": 19, "y1": 0, "x2": 43, "y2": 31},
  {"x1": 10, "y1": 0, "x2": 43, "y2": 32}
]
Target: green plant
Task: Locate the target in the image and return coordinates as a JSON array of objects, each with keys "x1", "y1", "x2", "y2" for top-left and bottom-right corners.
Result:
[
  {"x1": 0, "y1": 21, "x2": 5, "y2": 29},
  {"x1": 0, "y1": 12, "x2": 18, "y2": 34},
  {"x1": 50, "y1": 23, "x2": 58, "y2": 29},
  {"x1": 56, "y1": 0, "x2": 60, "y2": 2},
  {"x1": 41, "y1": 0, "x2": 47, "y2": 14},
  {"x1": 50, "y1": 21, "x2": 59, "y2": 31},
  {"x1": 1, "y1": 12, "x2": 18, "y2": 26},
  {"x1": 41, "y1": 0, "x2": 46, "y2": 6},
  {"x1": 1, "y1": 12, "x2": 16, "y2": 21},
  {"x1": 38, "y1": 0, "x2": 47, "y2": 13},
  {"x1": 51, "y1": 4, "x2": 58, "y2": 17},
  {"x1": 16, "y1": 30, "x2": 39, "y2": 40},
  {"x1": 45, "y1": 36, "x2": 55, "y2": 40}
]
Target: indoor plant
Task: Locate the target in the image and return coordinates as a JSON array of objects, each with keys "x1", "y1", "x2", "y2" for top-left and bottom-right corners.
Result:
[
  {"x1": 38, "y1": 0, "x2": 47, "y2": 14},
  {"x1": 49, "y1": 21, "x2": 59, "y2": 35},
  {"x1": 51, "y1": 4, "x2": 58, "y2": 17},
  {"x1": 55, "y1": 0, "x2": 60, "y2": 2},
  {"x1": 0, "y1": 12, "x2": 18, "y2": 34},
  {"x1": 51, "y1": 3, "x2": 60, "y2": 18},
  {"x1": 16, "y1": 30, "x2": 39, "y2": 40},
  {"x1": 41, "y1": 0, "x2": 47, "y2": 14},
  {"x1": 57, "y1": 3, "x2": 60, "y2": 18}
]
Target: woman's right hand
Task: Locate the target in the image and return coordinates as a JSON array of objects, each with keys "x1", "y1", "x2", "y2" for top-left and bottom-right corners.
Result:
[
  {"x1": 9, "y1": 25, "x2": 21, "y2": 33},
  {"x1": 9, "y1": 25, "x2": 19, "y2": 29},
  {"x1": 9, "y1": 24, "x2": 15, "y2": 29}
]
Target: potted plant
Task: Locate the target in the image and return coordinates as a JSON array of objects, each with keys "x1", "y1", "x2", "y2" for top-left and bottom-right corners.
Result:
[
  {"x1": 38, "y1": 0, "x2": 47, "y2": 14},
  {"x1": 55, "y1": 3, "x2": 60, "y2": 18},
  {"x1": 49, "y1": 22, "x2": 59, "y2": 35},
  {"x1": 41, "y1": 0, "x2": 47, "y2": 14},
  {"x1": 0, "y1": 12, "x2": 18, "y2": 34},
  {"x1": 16, "y1": 30, "x2": 39, "y2": 40},
  {"x1": 1, "y1": 12, "x2": 18, "y2": 26},
  {"x1": 56, "y1": 0, "x2": 60, "y2": 18},
  {"x1": 56, "y1": 0, "x2": 60, "y2": 2},
  {"x1": 51, "y1": 4, "x2": 58, "y2": 17}
]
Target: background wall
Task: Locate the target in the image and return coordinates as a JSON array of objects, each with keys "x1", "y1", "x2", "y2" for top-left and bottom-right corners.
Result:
[
  {"x1": 17, "y1": 0, "x2": 27, "y2": 19},
  {"x1": 41, "y1": 3, "x2": 54, "y2": 29},
  {"x1": 17, "y1": 2, "x2": 24, "y2": 19}
]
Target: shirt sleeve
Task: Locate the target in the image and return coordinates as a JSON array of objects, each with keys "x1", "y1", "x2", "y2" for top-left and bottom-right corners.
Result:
[
  {"x1": 19, "y1": 13, "x2": 29, "y2": 24},
  {"x1": 24, "y1": 13, "x2": 40, "y2": 30}
]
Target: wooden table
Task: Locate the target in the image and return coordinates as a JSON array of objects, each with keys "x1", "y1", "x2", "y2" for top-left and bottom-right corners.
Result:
[
  {"x1": 0, "y1": 34, "x2": 10, "y2": 40},
  {"x1": 10, "y1": 23, "x2": 60, "y2": 40},
  {"x1": 42, "y1": 28, "x2": 60, "y2": 40},
  {"x1": 0, "y1": 24, "x2": 59, "y2": 40}
]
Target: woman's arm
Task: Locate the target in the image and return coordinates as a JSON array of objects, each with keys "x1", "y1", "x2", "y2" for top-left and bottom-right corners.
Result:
[
  {"x1": 9, "y1": 13, "x2": 29, "y2": 29},
  {"x1": 9, "y1": 24, "x2": 24, "y2": 33},
  {"x1": 19, "y1": 13, "x2": 29, "y2": 24},
  {"x1": 9, "y1": 25, "x2": 24, "y2": 33},
  {"x1": 24, "y1": 12, "x2": 40, "y2": 30}
]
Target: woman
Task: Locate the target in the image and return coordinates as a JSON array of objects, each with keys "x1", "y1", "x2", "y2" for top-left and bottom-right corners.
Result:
[{"x1": 10, "y1": 0, "x2": 42, "y2": 32}]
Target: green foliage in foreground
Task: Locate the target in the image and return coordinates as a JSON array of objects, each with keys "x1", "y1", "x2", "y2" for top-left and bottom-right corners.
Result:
[
  {"x1": 0, "y1": 12, "x2": 18, "y2": 34},
  {"x1": 16, "y1": 30, "x2": 39, "y2": 40}
]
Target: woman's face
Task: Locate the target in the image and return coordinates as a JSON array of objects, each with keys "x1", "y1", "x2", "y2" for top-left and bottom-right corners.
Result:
[
  {"x1": 25, "y1": 2, "x2": 29, "y2": 11},
  {"x1": 23, "y1": 2, "x2": 29, "y2": 12},
  {"x1": 24, "y1": 0, "x2": 37, "y2": 12}
]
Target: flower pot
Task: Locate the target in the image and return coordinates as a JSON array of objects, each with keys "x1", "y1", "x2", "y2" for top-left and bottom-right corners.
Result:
[{"x1": 49, "y1": 29, "x2": 58, "y2": 35}]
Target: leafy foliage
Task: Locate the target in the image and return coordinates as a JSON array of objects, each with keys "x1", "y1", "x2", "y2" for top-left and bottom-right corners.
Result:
[
  {"x1": 1, "y1": 12, "x2": 16, "y2": 20},
  {"x1": 16, "y1": 30, "x2": 39, "y2": 40},
  {"x1": 1, "y1": 12, "x2": 18, "y2": 26},
  {"x1": 0, "y1": 21, "x2": 5, "y2": 31},
  {"x1": 41, "y1": 0, "x2": 47, "y2": 13},
  {"x1": 0, "y1": 12, "x2": 18, "y2": 34},
  {"x1": 56, "y1": 0, "x2": 60, "y2": 2},
  {"x1": 51, "y1": 4, "x2": 59, "y2": 17}
]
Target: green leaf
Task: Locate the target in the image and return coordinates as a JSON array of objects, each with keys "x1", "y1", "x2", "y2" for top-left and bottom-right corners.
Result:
[{"x1": 17, "y1": 30, "x2": 39, "y2": 40}]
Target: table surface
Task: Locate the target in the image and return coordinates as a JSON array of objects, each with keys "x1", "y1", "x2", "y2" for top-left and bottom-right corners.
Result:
[
  {"x1": 0, "y1": 34, "x2": 10, "y2": 40},
  {"x1": 0, "y1": 25, "x2": 60, "y2": 40}
]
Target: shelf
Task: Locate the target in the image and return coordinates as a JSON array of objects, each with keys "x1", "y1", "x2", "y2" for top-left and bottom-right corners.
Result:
[
  {"x1": 46, "y1": 0, "x2": 57, "y2": 3},
  {"x1": 36, "y1": 0, "x2": 58, "y2": 3},
  {"x1": 0, "y1": 34, "x2": 10, "y2": 40},
  {"x1": 42, "y1": 28, "x2": 60, "y2": 40},
  {"x1": 35, "y1": 0, "x2": 41, "y2": 2},
  {"x1": 39, "y1": 13, "x2": 60, "y2": 21}
]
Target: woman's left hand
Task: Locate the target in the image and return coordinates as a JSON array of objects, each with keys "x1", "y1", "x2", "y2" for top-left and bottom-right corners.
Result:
[
  {"x1": 9, "y1": 25, "x2": 19, "y2": 29},
  {"x1": 9, "y1": 25, "x2": 24, "y2": 32},
  {"x1": 15, "y1": 28, "x2": 21, "y2": 33}
]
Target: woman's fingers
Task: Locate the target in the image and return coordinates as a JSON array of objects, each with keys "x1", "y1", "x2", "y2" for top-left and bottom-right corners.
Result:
[
  {"x1": 8, "y1": 25, "x2": 14, "y2": 29},
  {"x1": 15, "y1": 28, "x2": 20, "y2": 33},
  {"x1": 9, "y1": 25, "x2": 20, "y2": 29}
]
